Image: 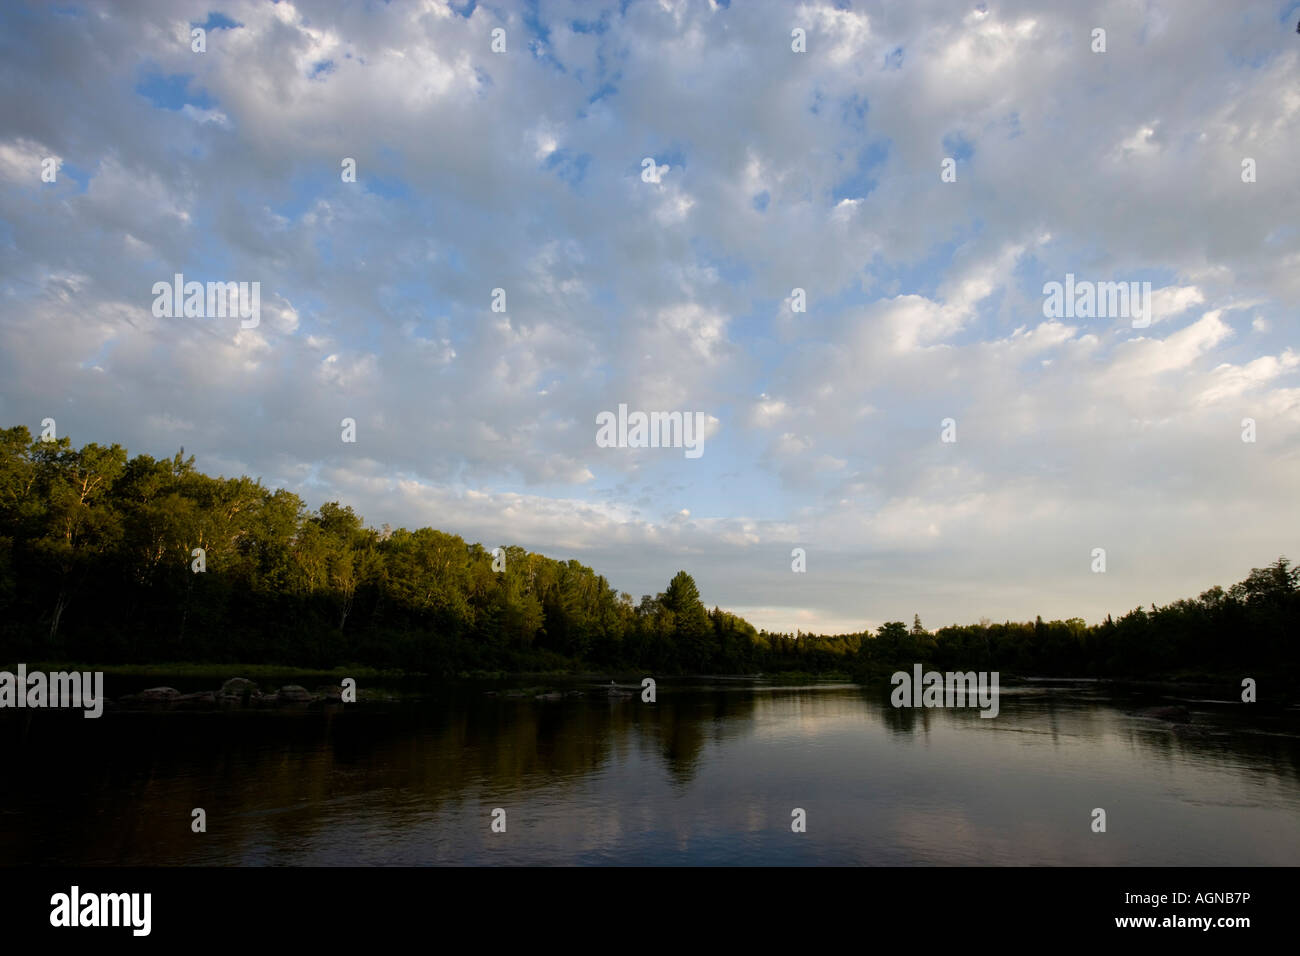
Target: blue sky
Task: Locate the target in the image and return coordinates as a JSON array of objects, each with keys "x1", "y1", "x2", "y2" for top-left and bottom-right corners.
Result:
[{"x1": 1, "y1": 0, "x2": 1298, "y2": 634}]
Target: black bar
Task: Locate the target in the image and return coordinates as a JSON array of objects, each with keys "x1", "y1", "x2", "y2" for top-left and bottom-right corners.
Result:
[{"x1": 1, "y1": 866, "x2": 1282, "y2": 942}]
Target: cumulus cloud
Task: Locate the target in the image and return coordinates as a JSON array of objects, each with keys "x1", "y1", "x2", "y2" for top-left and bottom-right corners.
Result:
[{"x1": 0, "y1": 0, "x2": 1297, "y2": 632}]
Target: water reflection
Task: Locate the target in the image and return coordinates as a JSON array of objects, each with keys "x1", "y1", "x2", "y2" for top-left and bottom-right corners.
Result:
[{"x1": 1, "y1": 680, "x2": 1297, "y2": 865}]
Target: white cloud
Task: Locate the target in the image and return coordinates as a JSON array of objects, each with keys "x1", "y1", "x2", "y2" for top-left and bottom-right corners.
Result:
[{"x1": 1, "y1": 0, "x2": 1297, "y2": 634}]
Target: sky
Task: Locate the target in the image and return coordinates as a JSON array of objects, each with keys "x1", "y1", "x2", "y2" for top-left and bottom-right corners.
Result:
[{"x1": 0, "y1": 0, "x2": 1297, "y2": 636}]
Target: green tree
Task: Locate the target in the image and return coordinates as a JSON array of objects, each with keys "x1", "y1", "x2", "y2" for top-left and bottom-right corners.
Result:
[{"x1": 661, "y1": 570, "x2": 714, "y2": 671}]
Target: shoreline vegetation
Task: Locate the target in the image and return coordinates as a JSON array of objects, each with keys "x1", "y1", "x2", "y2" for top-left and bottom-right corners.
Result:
[{"x1": 1, "y1": 427, "x2": 1296, "y2": 695}]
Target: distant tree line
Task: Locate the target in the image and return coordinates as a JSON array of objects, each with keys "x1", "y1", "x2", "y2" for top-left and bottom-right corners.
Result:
[{"x1": 0, "y1": 427, "x2": 1294, "y2": 685}]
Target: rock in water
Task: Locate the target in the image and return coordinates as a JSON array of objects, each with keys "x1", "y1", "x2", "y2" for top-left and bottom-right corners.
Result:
[
  {"x1": 176, "y1": 691, "x2": 216, "y2": 707},
  {"x1": 137, "y1": 687, "x2": 181, "y2": 702}
]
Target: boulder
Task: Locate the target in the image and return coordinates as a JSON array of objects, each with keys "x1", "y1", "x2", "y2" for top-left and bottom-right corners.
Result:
[
  {"x1": 137, "y1": 687, "x2": 181, "y2": 702},
  {"x1": 220, "y1": 678, "x2": 258, "y2": 698},
  {"x1": 176, "y1": 691, "x2": 216, "y2": 706},
  {"x1": 277, "y1": 685, "x2": 313, "y2": 703}
]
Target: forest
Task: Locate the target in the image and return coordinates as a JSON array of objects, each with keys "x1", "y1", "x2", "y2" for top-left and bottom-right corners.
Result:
[{"x1": 0, "y1": 426, "x2": 1295, "y2": 685}]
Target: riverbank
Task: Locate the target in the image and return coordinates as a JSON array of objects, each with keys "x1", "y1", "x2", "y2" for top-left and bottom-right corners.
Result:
[
  {"x1": 7, "y1": 661, "x2": 861, "y2": 684},
  {"x1": 7, "y1": 660, "x2": 1290, "y2": 692}
]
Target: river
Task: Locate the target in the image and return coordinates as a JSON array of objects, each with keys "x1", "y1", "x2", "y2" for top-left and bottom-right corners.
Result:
[{"x1": 2, "y1": 678, "x2": 1297, "y2": 865}]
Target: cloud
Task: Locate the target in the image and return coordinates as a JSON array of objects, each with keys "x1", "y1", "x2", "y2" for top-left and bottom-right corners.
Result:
[{"x1": 0, "y1": 0, "x2": 1297, "y2": 634}]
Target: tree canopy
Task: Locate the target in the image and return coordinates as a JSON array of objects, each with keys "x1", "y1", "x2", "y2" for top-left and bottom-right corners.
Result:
[{"x1": 0, "y1": 426, "x2": 1294, "y2": 685}]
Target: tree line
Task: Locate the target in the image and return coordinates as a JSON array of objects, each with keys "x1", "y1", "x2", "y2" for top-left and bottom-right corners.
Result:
[{"x1": 0, "y1": 427, "x2": 1294, "y2": 684}]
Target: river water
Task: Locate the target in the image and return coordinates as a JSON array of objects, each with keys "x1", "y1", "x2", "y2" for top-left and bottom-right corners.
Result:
[{"x1": 2, "y1": 678, "x2": 1297, "y2": 865}]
